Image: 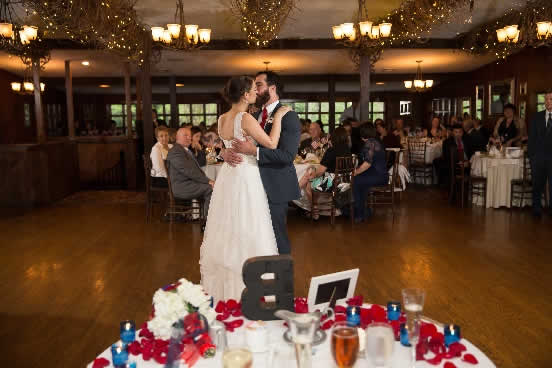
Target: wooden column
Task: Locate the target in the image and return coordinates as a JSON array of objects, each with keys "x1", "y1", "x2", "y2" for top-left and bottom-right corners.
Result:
[
  {"x1": 169, "y1": 75, "x2": 178, "y2": 128},
  {"x1": 123, "y1": 62, "x2": 132, "y2": 137},
  {"x1": 65, "y1": 60, "x2": 75, "y2": 139},
  {"x1": 328, "y1": 75, "x2": 336, "y2": 132},
  {"x1": 136, "y1": 69, "x2": 143, "y2": 122},
  {"x1": 141, "y1": 35, "x2": 154, "y2": 153},
  {"x1": 359, "y1": 54, "x2": 371, "y2": 122},
  {"x1": 32, "y1": 58, "x2": 46, "y2": 144}
]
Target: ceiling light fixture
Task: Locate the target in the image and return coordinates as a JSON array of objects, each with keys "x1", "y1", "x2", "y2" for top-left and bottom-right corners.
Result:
[
  {"x1": 81, "y1": 61, "x2": 90, "y2": 66},
  {"x1": 99, "y1": 84, "x2": 111, "y2": 88},
  {"x1": 175, "y1": 83, "x2": 185, "y2": 87},
  {"x1": 404, "y1": 61, "x2": 433, "y2": 92}
]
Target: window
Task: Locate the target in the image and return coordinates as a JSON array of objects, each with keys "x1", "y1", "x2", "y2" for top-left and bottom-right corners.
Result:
[
  {"x1": 537, "y1": 93, "x2": 546, "y2": 112},
  {"x1": 432, "y1": 98, "x2": 452, "y2": 117},
  {"x1": 152, "y1": 104, "x2": 171, "y2": 123},
  {"x1": 46, "y1": 104, "x2": 63, "y2": 136},
  {"x1": 178, "y1": 103, "x2": 218, "y2": 126},
  {"x1": 400, "y1": 101, "x2": 412, "y2": 116},
  {"x1": 475, "y1": 85, "x2": 484, "y2": 120},
  {"x1": 281, "y1": 100, "x2": 336, "y2": 133},
  {"x1": 369, "y1": 101, "x2": 385, "y2": 122},
  {"x1": 24, "y1": 103, "x2": 31, "y2": 127},
  {"x1": 107, "y1": 104, "x2": 136, "y2": 129},
  {"x1": 335, "y1": 101, "x2": 353, "y2": 123},
  {"x1": 462, "y1": 99, "x2": 471, "y2": 116}
]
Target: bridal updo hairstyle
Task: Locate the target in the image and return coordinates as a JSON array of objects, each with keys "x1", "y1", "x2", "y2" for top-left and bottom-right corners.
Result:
[{"x1": 223, "y1": 75, "x2": 254, "y2": 104}]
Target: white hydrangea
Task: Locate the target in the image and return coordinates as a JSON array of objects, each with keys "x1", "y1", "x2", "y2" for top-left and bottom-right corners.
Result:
[{"x1": 148, "y1": 278, "x2": 217, "y2": 339}]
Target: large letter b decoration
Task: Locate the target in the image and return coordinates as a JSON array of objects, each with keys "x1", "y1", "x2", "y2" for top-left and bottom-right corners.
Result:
[{"x1": 240, "y1": 255, "x2": 294, "y2": 321}]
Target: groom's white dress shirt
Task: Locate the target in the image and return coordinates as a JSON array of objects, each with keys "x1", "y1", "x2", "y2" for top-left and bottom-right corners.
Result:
[{"x1": 256, "y1": 100, "x2": 280, "y2": 160}]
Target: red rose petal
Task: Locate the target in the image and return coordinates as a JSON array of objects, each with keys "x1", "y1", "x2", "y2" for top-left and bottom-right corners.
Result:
[
  {"x1": 321, "y1": 320, "x2": 334, "y2": 330},
  {"x1": 335, "y1": 314, "x2": 346, "y2": 322},
  {"x1": 229, "y1": 319, "x2": 244, "y2": 328},
  {"x1": 92, "y1": 357, "x2": 110, "y2": 368},
  {"x1": 346, "y1": 295, "x2": 363, "y2": 306},
  {"x1": 215, "y1": 301, "x2": 226, "y2": 313},
  {"x1": 334, "y1": 305, "x2": 347, "y2": 314},
  {"x1": 444, "y1": 362, "x2": 457, "y2": 368},
  {"x1": 128, "y1": 341, "x2": 142, "y2": 355},
  {"x1": 216, "y1": 312, "x2": 230, "y2": 321},
  {"x1": 226, "y1": 299, "x2": 238, "y2": 310},
  {"x1": 371, "y1": 305, "x2": 387, "y2": 322},
  {"x1": 154, "y1": 350, "x2": 168, "y2": 364},
  {"x1": 420, "y1": 322, "x2": 438, "y2": 339},
  {"x1": 390, "y1": 320, "x2": 401, "y2": 340},
  {"x1": 231, "y1": 308, "x2": 242, "y2": 317},
  {"x1": 360, "y1": 307, "x2": 372, "y2": 325},
  {"x1": 426, "y1": 354, "x2": 443, "y2": 365},
  {"x1": 463, "y1": 353, "x2": 479, "y2": 364},
  {"x1": 142, "y1": 347, "x2": 153, "y2": 361}
]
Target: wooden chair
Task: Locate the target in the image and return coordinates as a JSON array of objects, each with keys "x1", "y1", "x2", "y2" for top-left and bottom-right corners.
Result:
[
  {"x1": 448, "y1": 146, "x2": 470, "y2": 208},
  {"x1": 310, "y1": 156, "x2": 355, "y2": 226},
  {"x1": 469, "y1": 174, "x2": 487, "y2": 208},
  {"x1": 368, "y1": 148, "x2": 402, "y2": 222},
  {"x1": 143, "y1": 154, "x2": 169, "y2": 223},
  {"x1": 164, "y1": 160, "x2": 204, "y2": 224},
  {"x1": 510, "y1": 150, "x2": 532, "y2": 209},
  {"x1": 408, "y1": 139, "x2": 433, "y2": 185}
]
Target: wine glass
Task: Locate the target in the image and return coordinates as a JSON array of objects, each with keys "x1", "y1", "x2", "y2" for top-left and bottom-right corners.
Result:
[
  {"x1": 223, "y1": 347, "x2": 253, "y2": 368},
  {"x1": 402, "y1": 288, "x2": 425, "y2": 367},
  {"x1": 365, "y1": 322, "x2": 395, "y2": 367},
  {"x1": 331, "y1": 322, "x2": 359, "y2": 368}
]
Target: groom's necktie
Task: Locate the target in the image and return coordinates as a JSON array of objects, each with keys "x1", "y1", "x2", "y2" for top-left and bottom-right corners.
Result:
[{"x1": 260, "y1": 107, "x2": 268, "y2": 129}]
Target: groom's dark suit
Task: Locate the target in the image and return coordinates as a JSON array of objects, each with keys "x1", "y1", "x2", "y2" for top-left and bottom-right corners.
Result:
[
  {"x1": 528, "y1": 109, "x2": 552, "y2": 213},
  {"x1": 255, "y1": 103, "x2": 301, "y2": 254}
]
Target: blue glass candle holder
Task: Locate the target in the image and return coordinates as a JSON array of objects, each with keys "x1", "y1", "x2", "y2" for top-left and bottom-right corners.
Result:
[
  {"x1": 115, "y1": 362, "x2": 137, "y2": 368},
  {"x1": 111, "y1": 342, "x2": 128, "y2": 366},
  {"x1": 120, "y1": 320, "x2": 136, "y2": 344},
  {"x1": 444, "y1": 324, "x2": 461, "y2": 347},
  {"x1": 386, "y1": 302, "x2": 401, "y2": 321},
  {"x1": 399, "y1": 323, "x2": 410, "y2": 347},
  {"x1": 346, "y1": 305, "x2": 361, "y2": 326}
]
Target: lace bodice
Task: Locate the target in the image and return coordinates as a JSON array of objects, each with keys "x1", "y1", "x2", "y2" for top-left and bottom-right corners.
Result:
[{"x1": 219, "y1": 112, "x2": 258, "y2": 165}]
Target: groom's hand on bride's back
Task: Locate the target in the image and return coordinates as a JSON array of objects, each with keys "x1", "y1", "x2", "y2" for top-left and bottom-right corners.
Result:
[{"x1": 221, "y1": 147, "x2": 243, "y2": 167}]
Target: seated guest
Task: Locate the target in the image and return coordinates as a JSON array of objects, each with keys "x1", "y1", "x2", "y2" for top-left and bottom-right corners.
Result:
[
  {"x1": 300, "y1": 119, "x2": 311, "y2": 142},
  {"x1": 490, "y1": 103, "x2": 524, "y2": 147},
  {"x1": 298, "y1": 120, "x2": 327, "y2": 156},
  {"x1": 150, "y1": 126, "x2": 173, "y2": 188},
  {"x1": 427, "y1": 117, "x2": 443, "y2": 139},
  {"x1": 466, "y1": 119, "x2": 488, "y2": 153},
  {"x1": 166, "y1": 127, "x2": 214, "y2": 223},
  {"x1": 340, "y1": 119, "x2": 353, "y2": 148},
  {"x1": 299, "y1": 127, "x2": 351, "y2": 214},
  {"x1": 435, "y1": 124, "x2": 469, "y2": 185},
  {"x1": 190, "y1": 126, "x2": 207, "y2": 167},
  {"x1": 168, "y1": 128, "x2": 177, "y2": 144},
  {"x1": 353, "y1": 124, "x2": 388, "y2": 223},
  {"x1": 392, "y1": 118, "x2": 408, "y2": 147},
  {"x1": 375, "y1": 120, "x2": 401, "y2": 149}
]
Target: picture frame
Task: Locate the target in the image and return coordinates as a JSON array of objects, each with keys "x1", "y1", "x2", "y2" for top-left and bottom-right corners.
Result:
[{"x1": 307, "y1": 268, "x2": 359, "y2": 311}]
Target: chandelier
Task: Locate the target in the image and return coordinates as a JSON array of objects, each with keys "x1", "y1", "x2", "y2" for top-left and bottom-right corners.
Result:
[
  {"x1": 536, "y1": 21, "x2": 552, "y2": 40},
  {"x1": 230, "y1": 0, "x2": 296, "y2": 48},
  {"x1": 11, "y1": 65, "x2": 45, "y2": 95},
  {"x1": 0, "y1": 0, "x2": 39, "y2": 51},
  {"x1": 404, "y1": 61, "x2": 433, "y2": 91},
  {"x1": 496, "y1": 25, "x2": 519, "y2": 44},
  {"x1": 151, "y1": 0, "x2": 211, "y2": 50}
]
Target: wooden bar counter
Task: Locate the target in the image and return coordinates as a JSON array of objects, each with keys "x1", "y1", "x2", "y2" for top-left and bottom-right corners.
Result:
[{"x1": 0, "y1": 139, "x2": 79, "y2": 207}]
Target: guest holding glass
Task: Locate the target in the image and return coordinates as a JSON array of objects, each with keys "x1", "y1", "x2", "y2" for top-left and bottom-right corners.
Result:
[
  {"x1": 490, "y1": 103, "x2": 523, "y2": 147},
  {"x1": 298, "y1": 127, "x2": 351, "y2": 219},
  {"x1": 150, "y1": 126, "x2": 173, "y2": 188},
  {"x1": 353, "y1": 124, "x2": 388, "y2": 223},
  {"x1": 190, "y1": 126, "x2": 207, "y2": 167},
  {"x1": 298, "y1": 120, "x2": 328, "y2": 157}
]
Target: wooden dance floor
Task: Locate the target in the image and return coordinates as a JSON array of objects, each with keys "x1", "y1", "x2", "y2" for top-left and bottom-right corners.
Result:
[{"x1": 0, "y1": 188, "x2": 550, "y2": 367}]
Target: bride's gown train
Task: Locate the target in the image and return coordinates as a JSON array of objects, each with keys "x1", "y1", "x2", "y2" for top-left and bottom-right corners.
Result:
[{"x1": 200, "y1": 111, "x2": 278, "y2": 302}]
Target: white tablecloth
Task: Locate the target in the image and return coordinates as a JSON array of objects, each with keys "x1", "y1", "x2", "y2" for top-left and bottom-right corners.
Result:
[
  {"x1": 470, "y1": 155, "x2": 523, "y2": 208},
  {"x1": 425, "y1": 142, "x2": 443, "y2": 164},
  {"x1": 204, "y1": 163, "x2": 315, "y2": 182},
  {"x1": 88, "y1": 308, "x2": 496, "y2": 368}
]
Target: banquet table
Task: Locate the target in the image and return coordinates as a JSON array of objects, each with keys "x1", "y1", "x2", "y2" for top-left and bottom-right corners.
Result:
[
  {"x1": 470, "y1": 154, "x2": 524, "y2": 208},
  {"x1": 88, "y1": 305, "x2": 496, "y2": 368},
  {"x1": 410, "y1": 141, "x2": 441, "y2": 185}
]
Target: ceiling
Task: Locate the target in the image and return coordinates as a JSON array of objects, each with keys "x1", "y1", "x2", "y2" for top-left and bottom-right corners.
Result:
[{"x1": 0, "y1": 0, "x2": 518, "y2": 86}]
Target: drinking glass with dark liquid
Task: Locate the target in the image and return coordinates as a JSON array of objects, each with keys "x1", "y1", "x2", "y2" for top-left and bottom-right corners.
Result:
[{"x1": 331, "y1": 322, "x2": 359, "y2": 368}]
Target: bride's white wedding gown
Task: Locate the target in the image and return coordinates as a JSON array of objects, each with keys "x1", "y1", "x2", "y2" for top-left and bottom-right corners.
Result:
[{"x1": 200, "y1": 111, "x2": 278, "y2": 302}]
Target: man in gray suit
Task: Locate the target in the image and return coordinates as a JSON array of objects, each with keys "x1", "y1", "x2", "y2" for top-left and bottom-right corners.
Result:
[
  {"x1": 166, "y1": 127, "x2": 214, "y2": 226},
  {"x1": 226, "y1": 71, "x2": 301, "y2": 255},
  {"x1": 528, "y1": 89, "x2": 552, "y2": 218}
]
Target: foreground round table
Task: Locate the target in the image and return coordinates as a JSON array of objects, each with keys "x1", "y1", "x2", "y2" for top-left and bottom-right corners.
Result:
[
  {"x1": 88, "y1": 307, "x2": 496, "y2": 368},
  {"x1": 470, "y1": 154, "x2": 524, "y2": 208}
]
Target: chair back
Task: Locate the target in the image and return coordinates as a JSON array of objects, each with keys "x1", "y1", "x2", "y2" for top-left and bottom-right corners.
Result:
[
  {"x1": 143, "y1": 153, "x2": 152, "y2": 193},
  {"x1": 521, "y1": 149, "x2": 532, "y2": 183},
  {"x1": 408, "y1": 139, "x2": 427, "y2": 165},
  {"x1": 390, "y1": 149, "x2": 402, "y2": 192},
  {"x1": 334, "y1": 155, "x2": 355, "y2": 187},
  {"x1": 164, "y1": 159, "x2": 176, "y2": 204},
  {"x1": 449, "y1": 145, "x2": 466, "y2": 179}
]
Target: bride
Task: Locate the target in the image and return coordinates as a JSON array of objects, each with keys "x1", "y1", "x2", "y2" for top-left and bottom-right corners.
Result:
[{"x1": 200, "y1": 75, "x2": 291, "y2": 302}]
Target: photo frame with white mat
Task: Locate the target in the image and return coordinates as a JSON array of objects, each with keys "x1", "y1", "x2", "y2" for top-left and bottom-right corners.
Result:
[{"x1": 307, "y1": 268, "x2": 359, "y2": 311}]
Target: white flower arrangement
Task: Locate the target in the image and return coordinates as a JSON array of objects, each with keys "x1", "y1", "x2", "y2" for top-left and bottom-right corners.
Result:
[{"x1": 148, "y1": 278, "x2": 216, "y2": 340}]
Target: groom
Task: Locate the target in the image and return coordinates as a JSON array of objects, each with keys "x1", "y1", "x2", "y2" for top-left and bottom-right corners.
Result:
[{"x1": 224, "y1": 71, "x2": 301, "y2": 254}]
